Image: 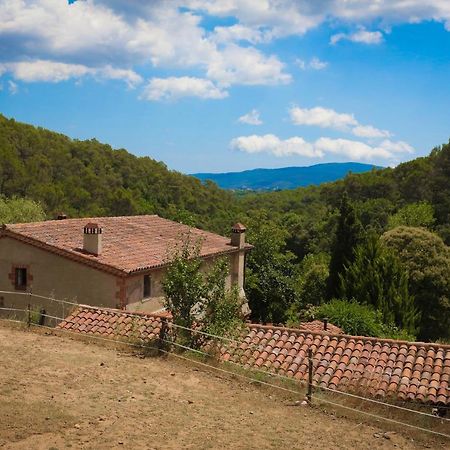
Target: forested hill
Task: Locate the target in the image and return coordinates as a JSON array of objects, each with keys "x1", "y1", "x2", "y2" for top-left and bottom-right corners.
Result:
[
  {"x1": 1, "y1": 113, "x2": 449, "y2": 242},
  {"x1": 1, "y1": 113, "x2": 449, "y2": 244},
  {"x1": 0, "y1": 114, "x2": 238, "y2": 233},
  {"x1": 193, "y1": 162, "x2": 379, "y2": 190},
  {"x1": 238, "y1": 141, "x2": 450, "y2": 249}
]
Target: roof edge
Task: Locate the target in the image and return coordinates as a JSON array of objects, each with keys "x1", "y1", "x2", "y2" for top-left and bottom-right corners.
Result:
[
  {"x1": 1, "y1": 228, "x2": 126, "y2": 277},
  {"x1": 247, "y1": 323, "x2": 450, "y2": 350},
  {"x1": 1, "y1": 226, "x2": 251, "y2": 276}
]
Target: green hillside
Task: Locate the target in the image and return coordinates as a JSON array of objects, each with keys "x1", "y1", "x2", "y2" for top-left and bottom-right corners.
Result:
[{"x1": 0, "y1": 114, "x2": 237, "y2": 234}]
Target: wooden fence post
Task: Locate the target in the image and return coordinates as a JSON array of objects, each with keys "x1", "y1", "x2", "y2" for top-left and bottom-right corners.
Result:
[
  {"x1": 39, "y1": 308, "x2": 46, "y2": 326},
  {"x1": 307, "y1": 348, "x2": 313, "y2": 403},
  {"x1": 159, "y1": 318, "x2": 168, "y2": 355}
]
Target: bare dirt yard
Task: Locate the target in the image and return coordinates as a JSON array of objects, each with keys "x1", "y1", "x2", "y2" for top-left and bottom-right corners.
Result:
[{"x1": 0, "y1": 323, "x2": 448, "y2": 450}]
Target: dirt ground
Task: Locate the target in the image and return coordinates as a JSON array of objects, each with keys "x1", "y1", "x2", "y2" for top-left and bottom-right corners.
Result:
[{"x1": 0, "y1": 324, "x2": 448, "y2": 450}]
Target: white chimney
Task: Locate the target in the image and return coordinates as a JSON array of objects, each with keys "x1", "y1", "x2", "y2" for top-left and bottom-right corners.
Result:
[
  {"x1": 231, "y1": 222, "x2": 246, "y2": 248},
  {"x1": 83, "y1": 222, "x2": 102, "y2": 255}
]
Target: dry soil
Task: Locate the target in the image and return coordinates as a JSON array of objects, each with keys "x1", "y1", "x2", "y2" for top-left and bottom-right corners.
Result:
[{"x1": 0, "y1": 324, "x2": 448, "y2": 450}]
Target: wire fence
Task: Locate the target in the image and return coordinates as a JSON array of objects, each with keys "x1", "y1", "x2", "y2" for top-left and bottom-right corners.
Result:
[
  {"x1": 0, "y1": 303, "x2": 449, "y2": 440},
  {"x1": 1, "y1": 297, "x2": 449, "y2": 418}
]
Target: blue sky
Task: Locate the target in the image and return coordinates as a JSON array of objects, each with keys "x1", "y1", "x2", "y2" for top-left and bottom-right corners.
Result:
[{"x1": 1, "y1": 1, "x2": 450, "y2": 173}]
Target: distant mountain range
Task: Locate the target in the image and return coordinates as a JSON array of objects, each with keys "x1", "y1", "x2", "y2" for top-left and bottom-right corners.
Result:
[{"x1": 192, "y1": 162, "x2": 382, "y2": 191}]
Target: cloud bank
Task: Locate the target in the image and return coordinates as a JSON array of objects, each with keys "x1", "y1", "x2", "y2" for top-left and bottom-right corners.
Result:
[
  {"x1": 2, "y1": 0, "x2": 450, "y2": 99},
  {"x1": 230, "y1": 134, "x2": 413, "y2": 162}
]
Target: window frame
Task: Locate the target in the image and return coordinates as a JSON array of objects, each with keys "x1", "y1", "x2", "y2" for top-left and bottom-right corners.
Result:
[
  {"x1": 143, "y1": 274, "x2": 152, "y2": 300},
  {"x1": 15, "y1": 267, "x2": 28, "y2": 291}
]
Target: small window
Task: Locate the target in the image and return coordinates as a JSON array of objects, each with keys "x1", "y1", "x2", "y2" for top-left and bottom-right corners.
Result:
[
  {"x1": 15, "y1": 268, "x2": 27, "y2": 290},
  {"x1": 143, "y1": 274, "x2": 151, "y2": 299}
]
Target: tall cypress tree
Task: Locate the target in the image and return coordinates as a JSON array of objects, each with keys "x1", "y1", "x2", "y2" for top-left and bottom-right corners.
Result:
[
  {"x1": 338, "y1": 233, "x2": 419, "y2": 335},
  {"x1": 327, "y1": 192, "x2": 363, "y2": 299}
]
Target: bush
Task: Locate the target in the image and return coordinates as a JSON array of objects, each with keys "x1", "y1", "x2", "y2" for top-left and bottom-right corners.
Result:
[
  {"x1": 315, "y1": 299, "x2": 383, "y2": 336},
  {"x1": 313, "y1": 299, "x2": 417, "y2": 340}
]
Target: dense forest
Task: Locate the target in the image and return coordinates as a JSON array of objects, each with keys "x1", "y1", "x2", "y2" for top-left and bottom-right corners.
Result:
[{"x1": 1, "y1": 114, "x2": 449, "y2": 342}]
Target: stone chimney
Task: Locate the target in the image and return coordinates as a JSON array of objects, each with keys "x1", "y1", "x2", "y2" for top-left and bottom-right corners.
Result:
[
  {"x1": 231, "y1": 222, "x2": 246, "y2": 248},
  {"x1": 83, "y1": 222, "x2": 102, "y2": 255}
]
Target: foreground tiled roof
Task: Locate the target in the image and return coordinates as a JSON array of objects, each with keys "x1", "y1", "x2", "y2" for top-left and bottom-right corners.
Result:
[
  {"x1": 58, "y1": 307, "x2": 450, "y2": 405},
  {"x1": 58, "y1": 305, "x2": 170, "y2": 341},
  {"x1": 224, "y1": 324, "x2": 450, "y2": 405},
  {"x1": 2, "y1": 215, "x2": 250, "y2": 274}
]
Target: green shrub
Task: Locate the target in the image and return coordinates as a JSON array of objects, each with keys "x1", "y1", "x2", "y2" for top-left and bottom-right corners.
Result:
[
  {"x1": 314, "y1": 299, "x2": 417, "y2": 340},
  {"x1": 315, "y1": 299, "x2": 383, "y2": 336}
]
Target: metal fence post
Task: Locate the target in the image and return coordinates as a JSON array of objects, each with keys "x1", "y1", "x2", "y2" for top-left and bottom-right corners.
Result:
[
  {"x1": 307, "y1": 348, "x2": 313, "y2": 403},
  {"x1": 27, "y1": 303, "x2": 31, "y2": 328}
]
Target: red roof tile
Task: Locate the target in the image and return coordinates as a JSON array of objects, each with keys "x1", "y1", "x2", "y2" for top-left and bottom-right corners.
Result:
[{"x1": 2, "y1": 215, "x2": 251, "y2": 274}]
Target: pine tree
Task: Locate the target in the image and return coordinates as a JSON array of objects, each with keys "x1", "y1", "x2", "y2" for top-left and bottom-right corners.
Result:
[
  {"x1": 327, "y1": 192, "x2": 363, "y2": 299},
  {"x1": 339, "y1": 233, "x2": 419, "y2": 335}
]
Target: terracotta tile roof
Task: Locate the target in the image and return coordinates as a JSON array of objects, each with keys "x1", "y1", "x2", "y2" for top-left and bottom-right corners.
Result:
[
  {"x1": 2, "y1": 215, "x2": 251, "y2": 274},
  {"x1": 223, "y1": 324, "x2": 450, "y2": 405},
  {"x1": 58, "y1": 305, "x2": 170, "y2": 341},
  {"x1": 57, "y1": 307, "x2": 450, "y2": 406}
]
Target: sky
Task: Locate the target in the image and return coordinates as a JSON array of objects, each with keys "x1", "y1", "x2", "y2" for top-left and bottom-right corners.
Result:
[{"x1": 1, "y1": 1, "x2": 450, "y2": 174}]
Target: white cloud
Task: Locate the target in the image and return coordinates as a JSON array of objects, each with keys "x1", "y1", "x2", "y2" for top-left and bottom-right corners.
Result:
[
  {"x1": 296, "y1": 57, "x2": 328, "y2": 70},
  {"x1": 231, "y1": 134, "x2": 414, "y2": 161},
  {"x1": 188, "y1": 1, "x2": 450, "y2": 38},
  {"x1": 289, "y1": 104, "x2": 393, "y2": 139},
  {"x1": 377, "y1": 139, "x2": 414, "y2": 154},
  {"x1": 289, "y1": 105, "x2": 357, "y2": 130},
  {"x1": 352, "y1": 124, "x2": 391, "y2": 138},
  {"x1": 230, "y1": 134, "x2": 321, "y2": 158},
  {"x1": 315, "y1": 137, "x2": 391, "y2": 159},
  {"x1": 206, "y1": 44, "x2": 291, "y2": 87},
  {"x1": 8, "y1": 80, "x2": 18, "y2": 94},
  {"x1": 238, "y1": 109, "x2": 262, "y2": 125},
  {"x1": 141, "y1": 77, "x2": 228, "y2": 101},
  {"x1": 0, "y1": 60, "x2": 142, "y2": 87},
  {"x1": 2, "y1": 60, "x2": 90, "y2": 83},
  {"x1": 330, "y1": 28, "x2": 384, "y2": 45},
  {"x1": 0, "y1": 1, "x2": 291, "y2": 95},
  {"x1": 309, "y1": 57, "x2": 328, "y2": 70},
  {"x1": 97, "y1": 66, "x2": 143, "y2": 87},
  {"x1": 211, "y1": 24, "x2": 266, "y2": 44}
]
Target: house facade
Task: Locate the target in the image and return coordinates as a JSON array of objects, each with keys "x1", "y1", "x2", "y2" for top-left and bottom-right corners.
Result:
[{"x1": 0, "y1": 215, "x2": 251, "y2": 319}]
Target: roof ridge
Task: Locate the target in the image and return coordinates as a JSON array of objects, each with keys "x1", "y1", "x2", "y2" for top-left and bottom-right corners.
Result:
[
  {"x1": 5, "y1": 214, "x2": 159, "y2": 227},
  {"x1": 76, "y1": 304, "x2": 171, "y2": 319},
  {"x1": 247, "y1": 323, "x2": 450, "y2": 350}
]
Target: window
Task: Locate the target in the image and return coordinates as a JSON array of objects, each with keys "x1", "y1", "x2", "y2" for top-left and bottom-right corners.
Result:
[
  {"x1": 143, "y1": 274, "x2": 151, "y2": 299},
  {"x1": 15, "y1": 268, "x2": 27, "y2": 290}
]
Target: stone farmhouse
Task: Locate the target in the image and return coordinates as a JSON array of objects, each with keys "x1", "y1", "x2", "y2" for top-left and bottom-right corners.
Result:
[{"x1": 0, "y1": 215, "x2": 251, "y2": 318}]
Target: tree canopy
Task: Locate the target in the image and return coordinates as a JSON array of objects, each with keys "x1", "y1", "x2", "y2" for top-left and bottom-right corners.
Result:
[{"x1": 381, "y1": 226, "x2": 450, "y2": 341}]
